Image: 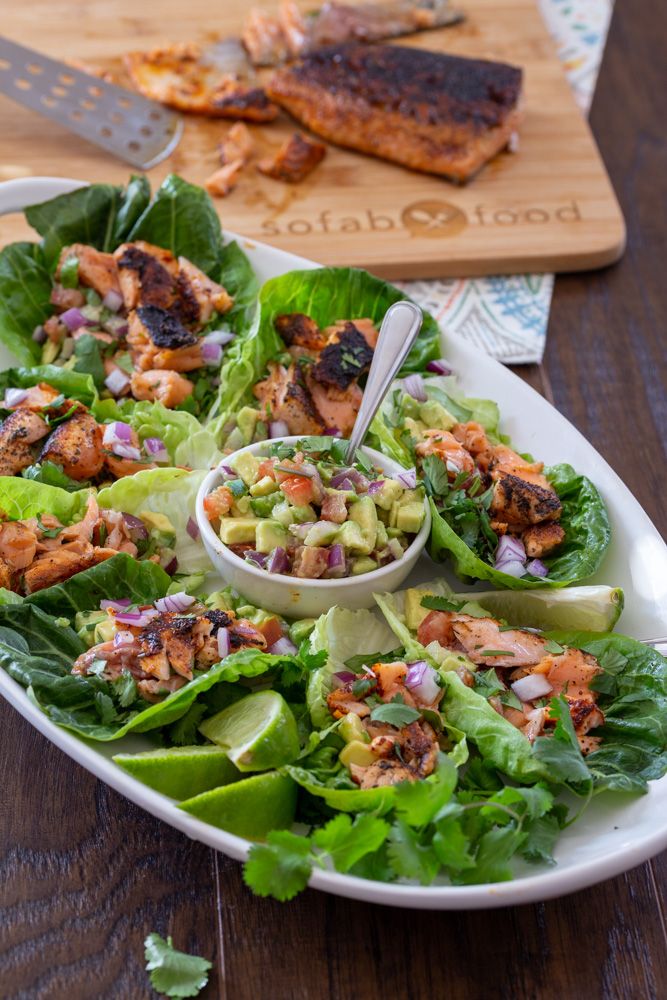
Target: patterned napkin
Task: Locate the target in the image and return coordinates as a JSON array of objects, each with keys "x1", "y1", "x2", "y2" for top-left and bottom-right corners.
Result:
[{"x1": 401, "y1": 0, "x2": 613, "y2": 364}]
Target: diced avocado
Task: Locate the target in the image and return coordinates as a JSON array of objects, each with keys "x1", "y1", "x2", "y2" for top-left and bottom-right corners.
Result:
[
  {"x1": 272, "y1": 501, "x2": 295, "y2": 527},
  {"x1": 339, "y1": 741, "x2": 378, "y2": 768},
  {"x1": 405, "y1": 416, "x2": 427, "y2": 441},
  {"x1": 375, "y1": 521, "x2": 388, "y2": 549},
  {"x1": 139, "y1": 510, "x2": 174, "y2": 534},
  {"x1": 249, "y1": 475, "x2": 278, "y2": 498},
  {"x1": 254, "y1": 420, "x2": 268, "y2": 442},
  {"x1": 94, "y1": 617, "x2": 117, "y2": 644},
  {"x1": 41, "y1": 340, "x2": 60, "y2": 364},
  {"x1": 419, "y1": 399, "x2": 457, "y2": 431},
  {"x1": 396, "y1": 502, "x2": 425, "y2": 535},
  {"x1": 349, "y1": 496, "x2": 377, "y2": 553},
  {"x1": 224, "y1": 427, "x2": 244, "y2": 451},
  {"x1": 255, "y1": 520, "x2": 288, "y2": 554},
  {"x1": 75, "y1": 610, "x2": 106, "y2": 648},
  {"x1": 289, "y1": 618, "x2": 316, "y2": 645},
  {"x1": 389, "y1": 500, "x2": 400, "y2": 529},
  {"x1": 304, "y1": 521, "x2": 339, "y2": 546},
  {"x1": 219, "y1": 517, "x2": 259, "y2": 545},
  {"x1": 351, "y1": 555, "x2": 378, "y2": 576},
  {"x1": 402, "y1": 396, "x2": 421, "y2": 418},
  {"x1": 231, "y1": 451, "x2": 261, "y2": 487},
  {"x1": 336, "y1": 520, "x2": 368, "y2": 554},
  {"x1": 206, "y1": 591, "x2": 235, "y2": 613},
  {"x1": 370, "y1": 477, "x2": 405, "y2": 511},
  {"x1": 249, "y1": 493, "x2": 281, "y2": 518},
  {"x1": 291, "y1": 504, "x2": 317, "y2": 523},
  {"x1": 340, "y1": 714, "x2": 369, "y2": 744},
  {"x1": 237, "y1": 406, "x2": 261, "y2": 445},
  {"x1": 387, "y1": 526, "x2": 403, "y2": 539},
  {"x1": 231, "y1": 495, "x2": 252, "y2": 517},
  {"x1": 404, "y1": 587, "x2": 437, "y2": 630}
]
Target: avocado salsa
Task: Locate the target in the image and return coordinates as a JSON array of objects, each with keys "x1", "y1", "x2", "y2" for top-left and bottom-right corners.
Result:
[{"x1": 203, "y1": 436, "x2": 426, "y2": 579}]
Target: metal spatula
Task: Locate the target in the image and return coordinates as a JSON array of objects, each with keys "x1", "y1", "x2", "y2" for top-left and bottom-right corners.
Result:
[{"x1": 0, "y1": 36, "x2": 182, "y2": 169}]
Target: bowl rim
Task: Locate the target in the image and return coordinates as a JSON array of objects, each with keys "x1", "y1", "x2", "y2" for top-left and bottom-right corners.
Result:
[{"x1": 195, "y1": 436, "x2": 431, "y2": 589}]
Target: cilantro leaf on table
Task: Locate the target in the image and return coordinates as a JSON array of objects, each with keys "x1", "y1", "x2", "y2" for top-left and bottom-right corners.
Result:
[
  {"x1": 144, "y1": 933, "x2": 212, "y2": 999},
  {"x1": 370, "y1": 695, "x2": 421, "y2": 728},
  {"x1": 243, "y1": 830, "x2": 313, "y2": 901}
]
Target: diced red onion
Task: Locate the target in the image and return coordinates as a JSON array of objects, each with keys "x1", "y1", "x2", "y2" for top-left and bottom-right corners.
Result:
[
  {"x1": 268, "y1": 637, "x2": 298, "y2": 655},
  {"x1": 331, "y1": 670, "x2": 357, "y2": 688},
  {"x1": 367, "y1": 479, "x2": 385, "y2": 495},
  {"x1": 3, "y1": 388, "x2": 28, "y2": 408},
  {"x1": 115, "y1": 609, "x2": 159, "y2": 627},
  {"x1": 288, "y1": 522, "x2": 315, "y2": 541},
  {"x1": 103, "y1": 316, "x2": 129, "y2": 337},
  {"x1": 403, "y1": 373, "x2": 427, "y2": 402},
  {"x1": 204, "y1": 329, "x2": 235, "y2": 346},
  {"x1": 122, "y1": 513, "x2": 148, "y2": 540},
  {"x1": 526, "y1": 558, "x2": 549, "y2": 578},
  {"x1": 163, "y1": 556, "x2": 178, "y2": 576},
  {"x1": 100, "y1": 598, "x2": 131, "y2": 611},
  {"x1": 394, "y1": 468, "x2": 417, "y2": 489},
  {"x1": 103, "y1": 421, "x2": 132, "y2": 445},
  {"x1": 511, "y1": 673, "x2": 553, "y2": 702},
  {"x1": 154, "y1": 592, "x2": 195, "y2": 614},
  {"x1": 32, "y1": 325, "x2": 47, "y2": 344},
  {"x1": 331, "y1": 468, "x2": 369, "y2": 492},
  {"x1": 269, "y1": 419, "x2": 290, "y2": 439},
  {"x1": 61, "y1": 307, "x2": 94, "y2": 331},
  {"x1": 104, "y1": 368, "x2": 130, "y2": 396},
  {"x1": 102, "y1": 289, "x2": 124, "y2": 313},
  {"x1": 201, "y1": 341, "x2": 223, "y2": 365},
  {"x1": 324, "y1": 426, "x2": 341, "y2": 437},
  {"x1": 331, "y1": 476, "x2": 354, "y2": 493},
  {"x1": 244, "y1": 550, "x2": 268, "y2": 568},
  {"x1": 217, "y1": 628, "x2": 230, "y2": 658},
  {"x1": 113, "y1": 443, "x2": 142, "y2": 461},
  {"x1": 113, "y1": 630, "x2": 136, "y2": 647},
  {"x1": 325, "y1": 543, "x2": 347, "y2": 578},
  {"x1": 495, "y1": 534, "x2": 527, "y2": 574},
  {"x1": 496, "y1": 559, "x2": 527, "y2": 578},
  {"x1": 266, "y1": 546, "x2": 289, "y2": 574},
  {"x1": 405, "y1": 661, "x2": 441, "y2": 703},
  {"x1": 186, "y1": 516, "x2": 200, "y2": 540},
  {"x1": 143, "y1": 437, "x2": 169, "y2": 464},
  {"x1": 426, "y1": 359, "x2": 453, "y2": 376}
]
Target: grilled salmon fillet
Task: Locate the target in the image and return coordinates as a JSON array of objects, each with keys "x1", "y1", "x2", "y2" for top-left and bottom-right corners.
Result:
[{"x1": 267, "y1": 43, "x2": 523, "y2": 182}]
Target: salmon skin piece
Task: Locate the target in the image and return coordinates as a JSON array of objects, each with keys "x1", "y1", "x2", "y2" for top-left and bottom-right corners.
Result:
[{"x1": 267, "y1": 43, "x2": 523, "y2": 182}]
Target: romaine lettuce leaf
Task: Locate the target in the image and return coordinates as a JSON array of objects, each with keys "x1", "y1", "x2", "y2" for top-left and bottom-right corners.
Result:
[
  {"x1": 97, "y1": 468, "x2": 210, "y2": 574},
  {"x1": 0, "y1": 476, "x2": 90, "y2": 522},
  {"x1": 0, "y1": 364, "x2": 98, "y2": 407},
  {"x1": 0, "y1": 242, "x2": 52, "y2": 364}
]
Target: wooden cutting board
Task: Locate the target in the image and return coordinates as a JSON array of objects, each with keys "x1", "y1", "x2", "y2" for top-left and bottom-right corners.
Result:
[{"x1": 0, "y1": 0, "x2": 625, "y2": 278}]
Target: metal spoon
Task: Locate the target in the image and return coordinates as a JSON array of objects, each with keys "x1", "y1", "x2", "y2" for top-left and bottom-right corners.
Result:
[{"x1": 345, "y1": 300, "x2": 423, "y2": 463}]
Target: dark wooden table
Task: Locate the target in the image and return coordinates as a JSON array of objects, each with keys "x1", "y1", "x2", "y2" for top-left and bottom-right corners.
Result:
[{"x1": 1, "y1": 2, "x2": 666, "y2": 997}]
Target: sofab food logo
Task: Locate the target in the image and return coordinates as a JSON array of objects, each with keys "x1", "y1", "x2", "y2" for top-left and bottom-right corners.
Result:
[{"x1": 401, "y1": 200, "x2": 468, "y2": 238}]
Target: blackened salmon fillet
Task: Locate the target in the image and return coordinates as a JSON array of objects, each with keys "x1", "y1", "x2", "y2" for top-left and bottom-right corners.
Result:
[{"x1": 266, "y1": 43, "x2": 523, "y2": 182}]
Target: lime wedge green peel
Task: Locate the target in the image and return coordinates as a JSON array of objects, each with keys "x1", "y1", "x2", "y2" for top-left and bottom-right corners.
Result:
[
  {"x1": 180, "y1": 772, "x2": 297, "y2": 839},
  {"x1": 113, "y1": 745, "x2": 240, "y2": 800},
  {"x1": 199, "y1": 690, "x2": 300, "y2": 772},
  {"x1": 460, "y1": 585, "x2": 624, "y2": 633}
]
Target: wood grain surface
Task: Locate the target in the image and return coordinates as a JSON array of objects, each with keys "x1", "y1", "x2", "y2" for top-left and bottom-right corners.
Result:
[
  {"x1": 0, "y1": 1, "x2": 666, "y2": 998},
  {"x1": 0, "y1": 0, "x2": 625, "y2": 278}
]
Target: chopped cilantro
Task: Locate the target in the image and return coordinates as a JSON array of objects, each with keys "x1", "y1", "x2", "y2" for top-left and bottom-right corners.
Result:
[
  {"x1": 351, "y1": 676, "x2": 375, "y2": 699},
  {"x1": 480, "y1": 649, "x2": 515, "y2": 657},
  {"x1": 370, "y1": 694, "x2": 421, "y2": 728},
  {"x1": 36, "y1": 515, "x2": 63, "y2": 539},
  {"x1": 420, "y1": 595, "x2": 462, "y2": 612},
  {"x1": 544, "y1": 639, "x2": 566, "y2": 655},
  {"x1": 144, "y1": 933, "x2": 212, "y2": 999}
]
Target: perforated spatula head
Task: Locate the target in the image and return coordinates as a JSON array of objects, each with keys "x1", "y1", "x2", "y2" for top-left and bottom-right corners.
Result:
[{"x1": 0, "y1": 36, "x2": 182, "y2": 169}]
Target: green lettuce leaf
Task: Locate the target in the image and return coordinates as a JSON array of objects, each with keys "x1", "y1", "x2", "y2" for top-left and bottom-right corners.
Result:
[
  {"x1": 97, "y1": 468, "x2": 209, "y2": 574},
  {"x1": 0, "y1": 476, "x2": 90, "y2": 522},
  {"x1": 25, "y1": 183, "x2": 124, "y2": 267},
  {"x1": 93, "y1": 399, "x2": 221, "y2": 470},
  {"x1": 0, "y1": 242, "x2": 52, "y2": 364},
  {"x1": 217, "y1": 240, "x2": 260, "y2": 335},
  {"x1": 0, "y1": 364, "x2": 98, "y2": 407},
  {"x1": 113, "y1": 174, "x2": 151, "y2": 244}
]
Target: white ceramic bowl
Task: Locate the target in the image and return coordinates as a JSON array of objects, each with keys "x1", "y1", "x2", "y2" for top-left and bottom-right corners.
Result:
[{"x1": 196, "y1": 437, "x2": 431, "y2": 618}]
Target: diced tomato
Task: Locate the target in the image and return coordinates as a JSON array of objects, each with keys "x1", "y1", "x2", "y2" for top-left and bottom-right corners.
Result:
[
  {"x1": 203, "y1": 485, "x2": 233, "y2": 520},
  {"x1": 280, "y1": 475, "x2": 315, "y2": 506},
  {"x1": 417, "y1": 610, "x2": 456, "y2": 648},
  {"x1": 257, "y1": 458, "x2": 277, "y2": 480},
  {"x1": 259, "y1": 616, "x2": 283, "y2": 648}
]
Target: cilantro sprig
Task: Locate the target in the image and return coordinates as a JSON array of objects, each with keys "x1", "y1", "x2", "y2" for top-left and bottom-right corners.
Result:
[{"x1": 144, "y1": 933, "x2": 212, "y2": 998}]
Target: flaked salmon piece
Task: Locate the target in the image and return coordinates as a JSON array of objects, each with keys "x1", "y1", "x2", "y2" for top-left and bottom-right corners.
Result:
[
  {"x1": 415, "y1": 430, "x2": 476, "y2": 477},
  {"x1": 0, "y1": 409, "x2": 50, "y2": 475},
  {"x1": 39, "y1": 411, "x2": 104, "y2": 480},
  {"x1": 351, "y1": 759, "x2": 417, "y2": 787},
  {"x1": 138, "y1": 676, "x2": 189, "y2": 702},
  {"x1": 539, "y1": 648, "x2": 601, "y2": 702},
  {"x1": 490, "y1": 444, "x2": 550, "y2": 489},
  {"x1": 177, "y1": 257, "x2": 233, "y2": 323},
  {"x1": 205, "y1": 160, "x2": 245, "y2": 198},
  {"x1": 104, "y1": 452, "x2": 155, "y2": 479},
  {"x1": 151, "y1": 344, "x2": 205, "y2": 373},
  {"x1": 73, "y1": 326, "x2": 115, "y2": 345},
  {"x1": 130, "y1": 369, "x2": 194, "y2": 408},
  {"x1": 44, "y1": 315, "x2": 66, "y2": 344},
  {"x1": 292, "y1": 545, "x2": 329, "y2": 578},
  {"x1": 490, "y1": 473, "x2": 561, "y2": 527},
  {"x1": 50, "y1": 284, "x2": 86, "y2": 311},
  {"x1": 275, "y1": 313, "x2": 328, "y2": 352},
  {"x1": 5, "y1": 383, "x2": 62, "y2": 412},
  {"x1": 311, "y1": 322, "x2": 373, "y2": 390},
  {"x1": 0, "y1": 521, "x2": 38, "y2": 571},
  {"x1": 257, "y1": 132, "x2": 327, "y2": 183},
  {"x1": 267, "y1": 43, "x2": 522, "y2": 182},
  {"x1": 60, "y1": 495, "x2": 100, "y2": 543},
  {"x1": 124, "y1": 43, "x2": 279, "y2": 121},
  {"x1": 127, "y1": 306, "x2": 199, "y2": 371},
  {"x1": 23, "y1": 543, "x2": 114, "y2": 593},
  {"x1": 418, "y1": 609, "x2": 547, "y2": 667},
  {"x1": 0, "y1": 558, "x2": 12, "y2": 590},
  {"x1": 114, "y1": 242, "x2": 179, "y2": 312},
  {"x1": 242, "y1": 8, "x2": 292, "y2": 66},
  {"x1": 220, "y1": 122, "x2": 254, "y2": 165},
  {"x1": 332, "y1": 317, "x2": 379, "y2": 349},
  {"x1": 254, "y1": 362, "x2": 326, "y2": 435},
  {"x1": 522, "y1": 522, "x2": 565, "y2": 558},
  {"x1": 57, "y1": 244, "x2": 121, "y2": 299},
  {"x1": 305, "y1": 375, "x2": 362, "y2": 436},
  {"x1": 320, "y1": 490, "x2": 348, "y2": 524},
  {"x1": 452, "y1": 421, "x2": 492, "y2": 464}
]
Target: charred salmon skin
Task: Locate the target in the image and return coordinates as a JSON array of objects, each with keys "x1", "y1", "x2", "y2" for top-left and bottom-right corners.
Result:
[{"x1": 267, "y1": 43, "x2": 523, "y2": 182}]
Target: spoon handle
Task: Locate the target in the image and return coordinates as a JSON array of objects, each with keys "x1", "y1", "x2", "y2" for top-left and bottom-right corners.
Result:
[{"x1": 345, "y1": 301, "x2": 423, "y2": 463}]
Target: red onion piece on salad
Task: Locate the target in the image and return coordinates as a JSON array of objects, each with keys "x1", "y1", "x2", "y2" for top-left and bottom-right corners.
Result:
[
  {"x1": 102, "y1": 289, "x2": 124, "y2": 313},
  {"x1": 115, "y1": 609, "x2": 160, "y2": 627},
  {"x1": 103, "y1": 421, "x2": 132, "y2": 445},
  {"x1": 405, "y1": 661, "x2": 441, "y2": 703},
  {"x1": 511, "y1": 673, "x2": 553, "y2": 702},
  {"x1": 163, "y1": 556, "x2": 178, "y2": 576},
  {"x1": 113, "y1": 630, "x2": 136, "y2": 647},
  {"x1": 325, "y1": 543, "x2": 347, "y2": 578},
  {"x1": 526, "y1": 558, "x2": 549, "y2": 578},
  {"x1": 332, "y1": 670, "x2": 357, "y2": 687},
  {"x1": 266, "y1": 546, "x2": 289, "y2": 574},
  {"x1": 144, "y1": 437, "x2": 169, "y2": 463},
  {"x1": 268, "y1": 636, "x2": 298, "y2": 655},
  {"x1": 61, "y1": 307, "x2": 94, "y2": 331},
  {"x1": 201, "y1": 341, "x2": 222, "y2": 365},
  {"x1": 2, "y1": 388, "x2": 28, "y2": 408},
  {"x1": 426, "y1": 359, "x2": 453, "y2": 376},
  {"x1": 154, "y1": 592, "x2": 195, "y2": 614},
  {"x1": 186, "y1": 516, "x2": 200, "y2": 540},
  {"x1": 403, "y1": 373, "x2": 427, "y2": 402},
  {"x1": 244, "y1": 550, "x2": 268, "y2": 568},
  {"x1": 495, "y1": 559, "x2": 526, "y2": 578},
  {"x1": 100, "y1": 598, "x2": 131, "y2": 611},
  {"x1": 122, "y1": 513, "x2": 148, "y2": 540},
  {"x1": 367, "y1": 479, "x2": 385, "y2": 495},
  {"x1": 269, "y1": 419, "x2": 290, "y2": 438},
  {"x1": 324, "y1": 426, "x2": 341, "y2": 437},
  {"x1": 204, "y1": 329, "x2": 235, "y2": 346},
  {"x1": 32, "y1": 325, "x2": 47, "y2": 344},
  {"x1": 217, "y1": 628, "x2": 230, "y2": 659},
  {"x1": 394, "y1": 468, "x2": 417, "y2": 489},
  {"x1": 495, "y1": 535, "x2": 527, "y2": 576},
  {"x1": 288, "y1": 522, "x2": 315, "y2": 542},
  {"x1": 104, "y1": 368, "x2": 130, "y2": 396}
]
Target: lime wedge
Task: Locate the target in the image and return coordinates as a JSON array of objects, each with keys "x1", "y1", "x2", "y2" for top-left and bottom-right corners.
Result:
[
  {"x1": 112, "y1": 745, "x2": 239, "y2": 800},
  {"x1": 458, "y1": 585, "x2": 624, "y2": 633},
  {"x1": 179, "y1": 771, "x2": 297, "y2": 839},
  {"x1": 199, "y1": 691, "x2": 300, "y2": 772}
]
